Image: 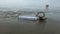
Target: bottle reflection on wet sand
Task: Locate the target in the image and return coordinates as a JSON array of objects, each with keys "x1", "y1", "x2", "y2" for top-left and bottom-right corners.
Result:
[{"x1": 37, "y1": 20, "x2": 47, "y2": 34}]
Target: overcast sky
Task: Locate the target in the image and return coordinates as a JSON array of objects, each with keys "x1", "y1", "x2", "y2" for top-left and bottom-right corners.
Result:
[{"x1": 0, "y1": 0, "x2": 60, "y2": 9}]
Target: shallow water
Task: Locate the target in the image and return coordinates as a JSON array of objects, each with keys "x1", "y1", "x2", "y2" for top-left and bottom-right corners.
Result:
[{"x1": 0, "y1": 12, "x2": 60, "y2": 34}]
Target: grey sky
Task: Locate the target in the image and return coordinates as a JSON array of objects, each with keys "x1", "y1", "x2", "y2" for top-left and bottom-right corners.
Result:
[{"x1": 0, "y1": 0, "x2": 60, "y2": 9}]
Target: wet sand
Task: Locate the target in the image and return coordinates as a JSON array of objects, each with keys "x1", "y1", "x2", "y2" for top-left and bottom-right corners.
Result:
[{"x1": 0, "y1": 13, "x2": 60, "y2": 34}]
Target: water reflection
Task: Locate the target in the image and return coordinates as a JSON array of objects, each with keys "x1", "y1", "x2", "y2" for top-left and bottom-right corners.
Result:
[
  {"x1": 36, "y1": 20, "x2": 47, "y2": 33},
  {"x1": 17, "y1": 18, "x2": 47, "y2": 34},
  {"x1": 37, "y1": 19, "x2": 47, "y2": 24}
]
